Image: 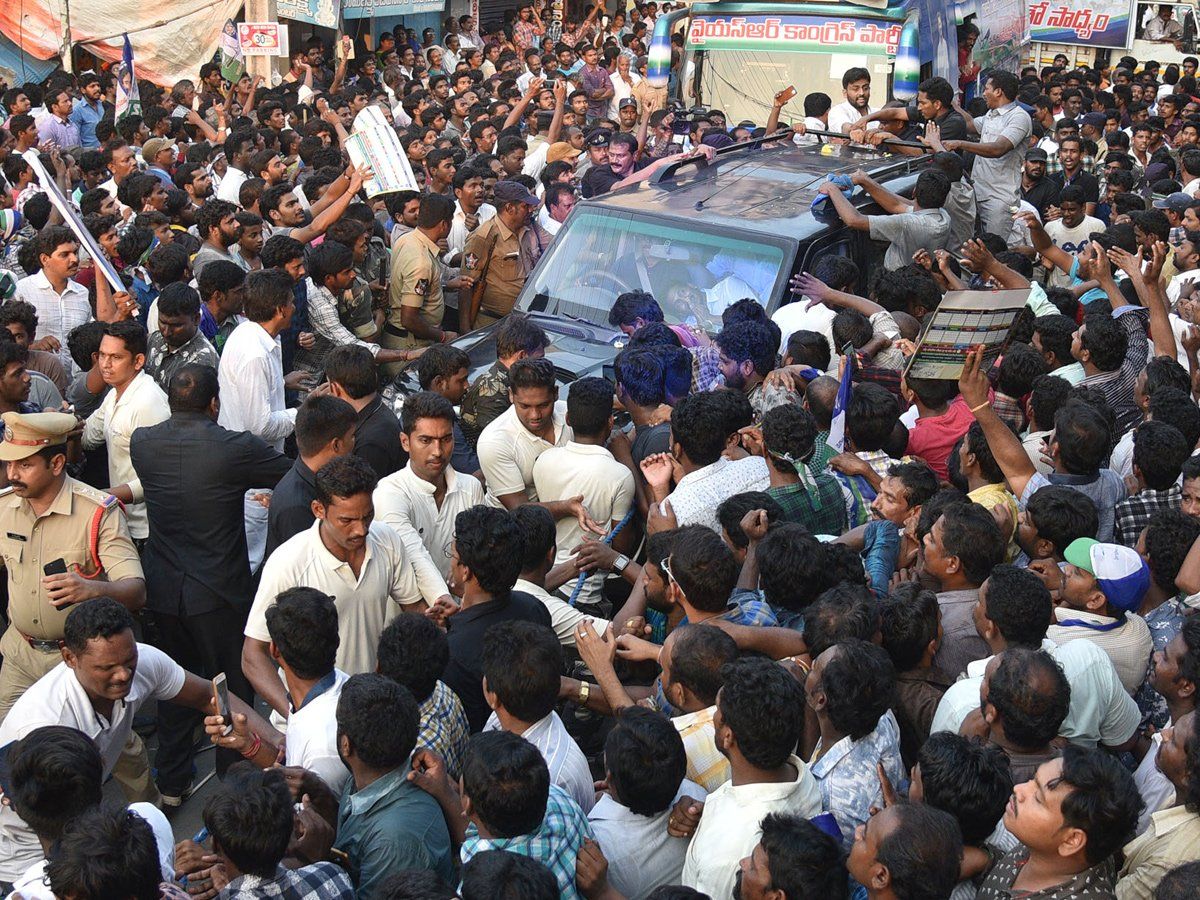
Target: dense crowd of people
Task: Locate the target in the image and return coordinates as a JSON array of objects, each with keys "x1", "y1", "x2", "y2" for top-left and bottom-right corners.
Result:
[{"x1": 4, "y1": 2, "x2": 1200, "y2": 899}]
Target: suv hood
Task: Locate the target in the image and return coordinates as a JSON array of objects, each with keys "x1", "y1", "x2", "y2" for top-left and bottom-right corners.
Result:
[{"x1": 385, "y1": 312, "x2": 626, "y2": 406}]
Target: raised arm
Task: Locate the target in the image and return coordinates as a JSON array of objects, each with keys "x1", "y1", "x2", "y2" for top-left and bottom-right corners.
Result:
[
  {"x1": 1016, "y1": 211, "x2": 1076, "y2": 276},
  {"x1": 820, "y1": 180, "x2": 871, "y2": 231},
  {"x1": 503, "y1": 77, "x2": 544, "y2": 131},
  {"x1": 791, "y1": 272, "x2": 884, "y2": 316},
  {"x1": 960, "y1": 238, "x2": 1031, "y2": 290},
  {"x1": 289, "y1": 164, "x2": 368, "y2": 244},
  {"x1": 849, "y1": 168, "x2": 910, "y2": 214},
  {"x1": 959, "y1": 346, "x2": 1037, "y2": 498},
  {"x1": 1109, "y1": 242, "x2": 1178, "y2": 361}
]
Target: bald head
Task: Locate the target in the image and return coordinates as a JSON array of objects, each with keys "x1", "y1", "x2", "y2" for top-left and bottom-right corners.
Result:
[{"x1": 806, "y1": 376, "x2": 840, "y2": 429}]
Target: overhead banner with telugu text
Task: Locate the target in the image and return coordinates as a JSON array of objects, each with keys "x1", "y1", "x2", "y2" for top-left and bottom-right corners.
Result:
[
  {"x1": 342, "y1": 0, "x2": 443, "y2": 19},
  {"x1": 685, "y1": 15, "x2": 903, "y2": 56},
  {"x1": 277, "y1": 0, "x2": 340, "y2": 29},
  {"x1": 1028, "y1": 0, "x2": 1136, "y2": 49}
]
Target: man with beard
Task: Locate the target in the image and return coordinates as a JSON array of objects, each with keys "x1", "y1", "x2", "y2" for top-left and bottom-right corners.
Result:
[
  {"x1": 191, "y1": 200, "x2": 244, "y2": 278},
  {"x1": 828, "y1": 67, "x2": 879, "y2": 135},
  {"x1": 1021, "y1": 148, "x2": 1060, "y2": 217},
  {"x1": 580, "y1": 131, "x2": 714, "y2": 200},
  {"x1": 172, "y1": 162, "x2": 213, "y2": 212}
]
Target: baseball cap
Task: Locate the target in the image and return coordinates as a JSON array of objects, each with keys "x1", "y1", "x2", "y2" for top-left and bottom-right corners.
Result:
[
  {"x1": 546, "y1": 141, "x2": 581, "y2": 163},
  {"x1": 619, "y1": 98, "x2": 638, "y2": 110},
  {"x1": 1025, "y1": 147, "x2": 1049, "y2": 162},
  {"x1": 493, "y1": 180, "x2": 540, "y2": 206},
  {"x1": 586, "y1": 130, "x2": 612, "y2": 148},
  {"x1": 1063, "y1": 538, "x2": 1150, "y2": 613},
  {"x1": 1153, "y1": 191, "x2": 1195, "y2": 212},
  {"x1": 142, "y1": 138, "x2": 175, "y2": 161},
  {"x1": 1081, "y1": 112, "x2": 1107, "y2": 129}
]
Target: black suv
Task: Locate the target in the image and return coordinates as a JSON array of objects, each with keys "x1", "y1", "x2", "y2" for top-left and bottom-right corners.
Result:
[{"x1": 388, "y1": 135, "x2": 929, "y2": 395}]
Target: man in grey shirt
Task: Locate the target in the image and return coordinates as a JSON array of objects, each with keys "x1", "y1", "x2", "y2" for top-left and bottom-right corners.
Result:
[
  {"x1": 817, "y1": 168, "x2": 954, "y2": 271},
  {"x1": 936, "y1": 69, "x2": 1032, "y2": 238}
]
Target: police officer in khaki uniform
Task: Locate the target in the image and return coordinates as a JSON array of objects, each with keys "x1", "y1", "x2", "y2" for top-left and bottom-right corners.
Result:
[
  {"x1": 0, "y1": 411, "x2": 147, "y2": 720},
  {"x1": 384, "y1": 193, "x2": 470, "y2": 376},
  {"x1": 461, "y1": 180, "x2": 543, "y2": 333},
  {"x1": 0, "y1": 412, "x2": 156, "y2": 799}
]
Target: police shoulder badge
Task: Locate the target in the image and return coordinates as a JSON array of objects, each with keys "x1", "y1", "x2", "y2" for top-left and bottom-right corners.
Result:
[
  {"x1": 465, "y1": 253, "x2": 479, "y2": 270},
  {"x1": 415, "y1": 278, "x2": 430, "y2": 296}
]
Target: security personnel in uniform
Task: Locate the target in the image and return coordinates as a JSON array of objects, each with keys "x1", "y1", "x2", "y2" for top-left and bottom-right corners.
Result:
[
  {"x1": 384, "y1": 193, "x2": 474, "y2": 377},
  {"x1": 461, "y1": 180, "x2": 542, "y2": 333},
  {"x1": 0, "y1": 411, "x2": 147, "y2": 719}
]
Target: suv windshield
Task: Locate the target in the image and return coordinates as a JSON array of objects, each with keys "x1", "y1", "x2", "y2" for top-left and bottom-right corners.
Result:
[{"x1": 520, "y1": 207, "x2": 790, "y2": 332}]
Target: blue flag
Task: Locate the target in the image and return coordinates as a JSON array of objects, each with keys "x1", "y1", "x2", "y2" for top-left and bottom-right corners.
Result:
[
  {"x1": 115, "y1": 35, "x2": 141, "y2": 121},
  {"x1": 827, "y1": 353, "x2": 854, "y2": 452}
]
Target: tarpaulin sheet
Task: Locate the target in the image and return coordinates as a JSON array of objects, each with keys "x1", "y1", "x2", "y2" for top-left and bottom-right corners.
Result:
[
  {"x1": 0, "y1": 0, "x2": 244, "y2": 87},
  {"x1": 0, "y1": 29, "x2": 59, "y2": 87}
]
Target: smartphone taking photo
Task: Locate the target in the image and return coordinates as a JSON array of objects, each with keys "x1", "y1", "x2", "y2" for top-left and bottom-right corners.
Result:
[{"x1": 212, "y1": 673, "x2": 233, "y2": 736}]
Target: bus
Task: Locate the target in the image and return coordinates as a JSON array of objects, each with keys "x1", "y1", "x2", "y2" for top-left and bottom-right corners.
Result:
[{"x1": 646, "y1": 0, "x2": 1025, "y2": 125}]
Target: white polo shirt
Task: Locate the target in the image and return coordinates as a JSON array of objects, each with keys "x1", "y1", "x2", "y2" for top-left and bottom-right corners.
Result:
[
  {"x1": 246, "y1": 521, "x2": 434, "y2": 676},
  {"x1": 373, "y1": 463, "x2": 485, "y2": 580},
  {"x1": 681, "y1": 754, "x2": 821, "y2": 900},
  {"x1": 286, "y1": 668, "x2": 351, "y2": 796},
  {"x1": 0, "y1": 644, "x2": 185, "y2": 881},
  {"x1": 477, "y1": 401, "x2": 572, "y2": 505},
  {"x1": 532, "y1": 441, "x2": 634, "y2": 607},
  {"x1": 514, "y1": 578, "x2": 611, "y2": 648},
  {"x1": 930, "y1": 637, "x2": 1140, "y2": 748},
  {"x1": 81, "y1": 370, "x2": 170, "y2": 539}
]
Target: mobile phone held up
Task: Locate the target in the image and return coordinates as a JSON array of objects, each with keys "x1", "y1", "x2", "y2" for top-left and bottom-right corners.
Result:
[
  {"x1": 43, "y1": 558, "x2": 67, "y2": 577},
  {"x1": 212, "y1": 673, "x2": 234, "y2": 736}
]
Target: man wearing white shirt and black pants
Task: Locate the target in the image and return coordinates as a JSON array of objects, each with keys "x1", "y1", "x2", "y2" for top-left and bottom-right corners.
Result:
[
  {"x1": 82, "y1": 322, "x2": 170, "y2": 544},
  {"x1": 218, "y1": 269, "x2": 301, "y2": 571},
  {"x1": 373, "y1": 391, "x2": 484, "y2": 580},
  {"x1": 0, "y1": 598, "x2": 278, "y2": 886},
  {"x1": 241, "y1": 455, "x2": 450, "y2": 720}
]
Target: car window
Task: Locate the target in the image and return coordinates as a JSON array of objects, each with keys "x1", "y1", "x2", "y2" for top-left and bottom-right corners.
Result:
[{"x1": 522, "y1": 207, "x2": 788, "y2": 332}]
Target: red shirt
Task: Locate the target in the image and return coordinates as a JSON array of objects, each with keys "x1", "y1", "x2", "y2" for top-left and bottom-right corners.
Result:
[{"x1": 906, "y1": 396, "x2": 975, "y2": 481}]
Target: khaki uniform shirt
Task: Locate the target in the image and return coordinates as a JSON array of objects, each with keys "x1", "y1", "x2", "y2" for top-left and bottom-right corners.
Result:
[
  {"x1": 462, "y1": 217, "x2": 537, "y2": 318},
  {"x1": 0, "y1": 476, "x2": 143, "y2": 640},
  {"x1": 388, "y1": 229, "x2": 445, "y2": 336}
]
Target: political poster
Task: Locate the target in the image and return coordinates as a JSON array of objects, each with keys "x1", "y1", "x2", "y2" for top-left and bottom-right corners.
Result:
[
  {"x1": 973, "y1": 0, "x2": 1028, "y2": 72},
  {"x1": 1028, "y1": 0, "x2": 1135, "y2": 49},
  {"x1": 114, "y1": 34, "x2": 140, "y2": 121},
  {"x1": 219, "y1": 19, "x2": 245, "y2": 83}
]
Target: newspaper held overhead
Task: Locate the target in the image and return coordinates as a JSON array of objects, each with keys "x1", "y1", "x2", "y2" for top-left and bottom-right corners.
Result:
[
  {"x1": 903, "y1": 289, "x2": 1029, "y2": 380},
  {"x1": 347, "y1": 106, "x2": 420, "y2": 198}
]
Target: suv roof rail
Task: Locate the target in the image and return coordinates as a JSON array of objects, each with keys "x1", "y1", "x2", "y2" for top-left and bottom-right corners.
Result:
[
  {"x1": 648, "y1": 127, "x2": 798, "y2": 185},
  {"x1": 648, "y1": 126, "x2": 932, "y2": 185}
]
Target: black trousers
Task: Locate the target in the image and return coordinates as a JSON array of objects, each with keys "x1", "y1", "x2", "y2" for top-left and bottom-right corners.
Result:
[{"x1": 150, "y1": 605, "x2": 253, "y2": 794}]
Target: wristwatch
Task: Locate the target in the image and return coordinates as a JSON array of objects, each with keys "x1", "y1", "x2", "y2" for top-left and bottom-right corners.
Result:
[
  {"x1": 577, "y1": 681, "x2": 590, "y2": 705},
  {"x1": 612, "y1": 553, "x2": 630, "y2": 573}
]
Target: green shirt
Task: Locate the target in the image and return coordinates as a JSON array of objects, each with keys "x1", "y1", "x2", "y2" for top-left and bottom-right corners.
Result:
[{"x1": 335, "y1": 763, "x2": 455, "y2": 898}]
